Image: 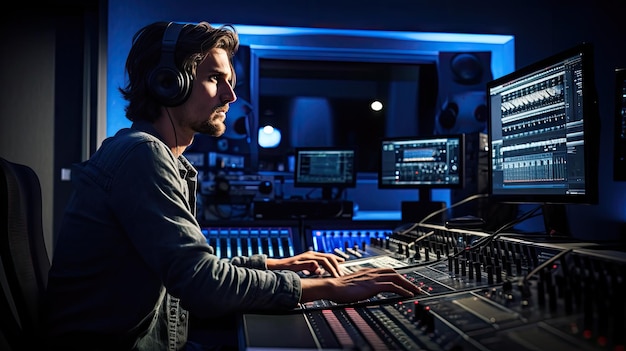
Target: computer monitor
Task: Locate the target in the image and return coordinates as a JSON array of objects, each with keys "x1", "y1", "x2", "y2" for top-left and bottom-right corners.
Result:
[
  {"x1": 378, "y1": 134, "x2": 464, "y2": 190},
  {"x1": 378, "y1": 135, "x2": 464, "y2": 222},
  {"x1": 487, "y1": 42, "x2": 599, "y2": 205},
  {"x1": 293, "y1": 147, "x2": 357, "y2": 200}
]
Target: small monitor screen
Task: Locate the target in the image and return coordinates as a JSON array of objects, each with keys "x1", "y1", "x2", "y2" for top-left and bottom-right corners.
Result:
[
  {"x1": 487, "y1": 42, "x2": 598, "y2": 204},
  {"x1": 294, "y1": 147, "x2": 357, "y2": 190},
  {"x1": 378, "y1": 135, "x2": 464, "y2": 189}
]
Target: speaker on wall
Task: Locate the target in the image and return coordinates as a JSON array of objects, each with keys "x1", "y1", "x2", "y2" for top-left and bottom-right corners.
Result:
[
  {"x1": 434, "y1": 52, "x2": 492, "y2": 135},
  {"x1": 216, "y1": 45, "x2": 252, "y2": 155},
  {"x1": 233, "y1": 45, "x2": 251, "y2": 102}
]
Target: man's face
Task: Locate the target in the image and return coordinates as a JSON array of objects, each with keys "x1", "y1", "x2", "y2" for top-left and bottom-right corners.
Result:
[{"x1": 175, "y1": 48, "x2": 237, "y2": 137}]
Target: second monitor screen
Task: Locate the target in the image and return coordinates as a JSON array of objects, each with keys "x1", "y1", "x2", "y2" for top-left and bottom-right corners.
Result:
[
  {"x1": 378, "y1": 135, "x2": 464, "y2": 189},
  {"x1": 294, "y1": 148, "x2": 357, "y2": 189}
]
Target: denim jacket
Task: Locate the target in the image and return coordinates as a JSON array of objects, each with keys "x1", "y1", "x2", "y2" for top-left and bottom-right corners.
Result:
[{"x1": 44, "y1": 121, "x2": 301, "y2": 350}]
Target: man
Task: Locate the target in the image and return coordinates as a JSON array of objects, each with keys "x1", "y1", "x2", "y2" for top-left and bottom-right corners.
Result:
[{"x1": 43, "y1": 21, "x2": 422, "y2": 351}]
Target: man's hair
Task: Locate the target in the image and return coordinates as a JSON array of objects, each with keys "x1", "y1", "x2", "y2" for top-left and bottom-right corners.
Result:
[{"x1": 119, "y1": 21, "x2": 239, "y2": 122}]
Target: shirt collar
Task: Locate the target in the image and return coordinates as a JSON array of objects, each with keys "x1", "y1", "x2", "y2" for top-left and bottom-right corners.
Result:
[
  {"x1": 130, "y1": 120, "x2": 165, "y2": 143},
  {"x1": 130, "y1": 121, "x2": 198, "y2": 180}
]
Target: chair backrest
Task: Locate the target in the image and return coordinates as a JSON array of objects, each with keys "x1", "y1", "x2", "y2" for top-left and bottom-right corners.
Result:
[{"x1": 0, "y1": 157, "x2": 51, "y2": 350}]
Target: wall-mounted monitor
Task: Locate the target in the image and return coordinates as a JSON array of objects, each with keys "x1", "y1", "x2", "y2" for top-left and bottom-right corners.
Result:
[
  {"x1": 294, "y1": 147, "x2": 357, "y2": 200},
  {"x1": 487, "y1": 42, "x2": 599, "y2": 205}
]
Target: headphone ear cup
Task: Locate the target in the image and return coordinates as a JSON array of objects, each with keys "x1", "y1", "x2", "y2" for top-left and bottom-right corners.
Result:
[
  {"x1": 148, "y1": 64, "x2": 192, "y2": 107},
  {"x1": 147, "y1": 22, "x2": 193, "y2": 107}
]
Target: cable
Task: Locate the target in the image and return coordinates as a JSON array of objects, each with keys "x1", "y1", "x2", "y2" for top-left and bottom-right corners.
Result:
[
  {"x1": 419, "y1": 193, "x2": 489, "y2": 225},
  {"x1": 453, "y1": 204, "x2": 543, "y2": 258},
  {"x1": 392, "y1": 193, "x2": 488, "y2": 239},
  {"x1": 522, "y1": 247, "x2": 573, "y2": 285},
  {"x1": 493, "y1": 205, "x2": 542, "y2": 234},
  {"x1": 304, "y1": 187, "x2": 317, "y2": 199},
  {"x1": 166, "y1": 108, "x2": 179, "y2": 153},
  {"x1": 473, "y1": 204, "x2": 543, "y2": 248},
  {"x1": 413, "y1": 230, "x2": 435, "y2": 245}
]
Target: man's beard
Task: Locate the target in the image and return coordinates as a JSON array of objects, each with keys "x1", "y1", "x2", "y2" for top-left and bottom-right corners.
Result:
[{"x1": 196, "y1": 118, "x2": 225, "y2": 137}]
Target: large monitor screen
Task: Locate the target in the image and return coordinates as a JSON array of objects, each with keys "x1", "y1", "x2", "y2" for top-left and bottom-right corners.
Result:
[
  {"x1": 294, "y1": 147, "x2": 356, "y2": 199},
  {"x1": 487, "y1": 43, "x2": 599, "y2": 204},
  {"x1": 378, "y1": 135, "x2": 464, "y2": 189}
]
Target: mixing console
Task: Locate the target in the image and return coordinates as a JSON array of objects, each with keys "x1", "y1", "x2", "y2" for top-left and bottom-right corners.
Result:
[
  {"x1": 238, "y1": 223, "x2": 626, "y2": 350},
  {"x1": 201, "y1": 226, "x2": 296, "y2": 258}
]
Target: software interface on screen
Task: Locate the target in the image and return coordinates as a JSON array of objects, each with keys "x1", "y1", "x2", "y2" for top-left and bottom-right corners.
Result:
[
  {"x1": 294, "y1": 148, "x2": 356, "y2": 188},
  {"x1": 378, "y1": 136, "x2": 463, "y2": 188},
  {"x1": 488, "y1": 44, "x2": 597, "y2": 203}
]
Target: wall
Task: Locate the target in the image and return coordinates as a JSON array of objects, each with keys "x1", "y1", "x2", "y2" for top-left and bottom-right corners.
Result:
[
  {"x1": 108, "y1": 0, "x2": 626, "y2": 242},
  {"x1": 0, "y1": 12, "x2": 57, "y2": 256},
  {"x1": 0, "y1": 4, "x2": 102, "y2": 256}
]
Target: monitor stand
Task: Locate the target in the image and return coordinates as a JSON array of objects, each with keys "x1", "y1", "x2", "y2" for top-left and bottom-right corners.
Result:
[
  {"x1": 321, "y1": 187, "x2": 335, "y2": 201},
  {"x1": 542, "y1": 204, "x2": 571, "y2": 237},
  {"x1": 401, "y1": 189, "x2": 446, "y2": 223}
]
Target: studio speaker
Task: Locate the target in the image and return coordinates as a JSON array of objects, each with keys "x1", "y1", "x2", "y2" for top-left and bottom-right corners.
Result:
[{"x1": 435, "y1": 52, "x2": 492, "y2": 135}]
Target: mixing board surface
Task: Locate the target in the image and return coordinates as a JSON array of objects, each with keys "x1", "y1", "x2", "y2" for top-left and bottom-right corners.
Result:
[{"x1": 238, "y1": 224, "x2": 626, "y2": 350}]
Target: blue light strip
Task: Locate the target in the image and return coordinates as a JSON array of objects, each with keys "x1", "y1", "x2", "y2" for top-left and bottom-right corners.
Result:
[{"x1": 224, "y1": 24, "x2": 513, "y2": 45}]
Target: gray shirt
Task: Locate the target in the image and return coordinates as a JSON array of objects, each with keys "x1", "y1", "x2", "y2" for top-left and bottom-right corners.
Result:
[{"x1": 44, "y1": 121, "x2": 301, "y2": 350}]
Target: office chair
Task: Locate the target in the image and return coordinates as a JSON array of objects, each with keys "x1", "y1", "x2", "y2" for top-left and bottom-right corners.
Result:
[{"x1": 0, "y1": 157, "x2": 51, "y2": 350}]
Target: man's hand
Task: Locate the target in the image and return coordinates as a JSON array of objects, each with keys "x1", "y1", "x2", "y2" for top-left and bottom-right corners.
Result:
[
  {"x1": 299, "y1": 267, "x2": 425, "y2": 303},
  {"x1": 266, "y1": 250, "x2": 345, "y2": 277}
]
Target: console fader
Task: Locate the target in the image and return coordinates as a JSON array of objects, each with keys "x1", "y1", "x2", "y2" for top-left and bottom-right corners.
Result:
[
  {"x1": 239, "y1": 224, "x2": 626, "y2": 351},
  {"x1": 201, "y1": 226, "x2": 296, "y2": 258}
]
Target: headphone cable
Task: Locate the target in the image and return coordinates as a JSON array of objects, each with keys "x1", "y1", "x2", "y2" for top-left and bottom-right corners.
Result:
[{"x1": 166, "y1": 108, "x2": 179, "y2": 154}]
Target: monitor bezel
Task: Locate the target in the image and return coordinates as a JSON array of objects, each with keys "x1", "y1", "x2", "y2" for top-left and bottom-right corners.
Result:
[
  {"x1": 293, "y1": 146, "x2": 358, "y2": 189},
  {"x1": 377, "y1": 134, "x2": 465, "y2": 190},
  {"x1": 486, "y1": 42, "x2": 599, "y2": 205}
]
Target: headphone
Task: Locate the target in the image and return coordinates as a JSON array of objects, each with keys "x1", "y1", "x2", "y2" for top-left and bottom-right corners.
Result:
[{"x1": 147, "y1": 22, "x2": 193, "y2": 107}]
